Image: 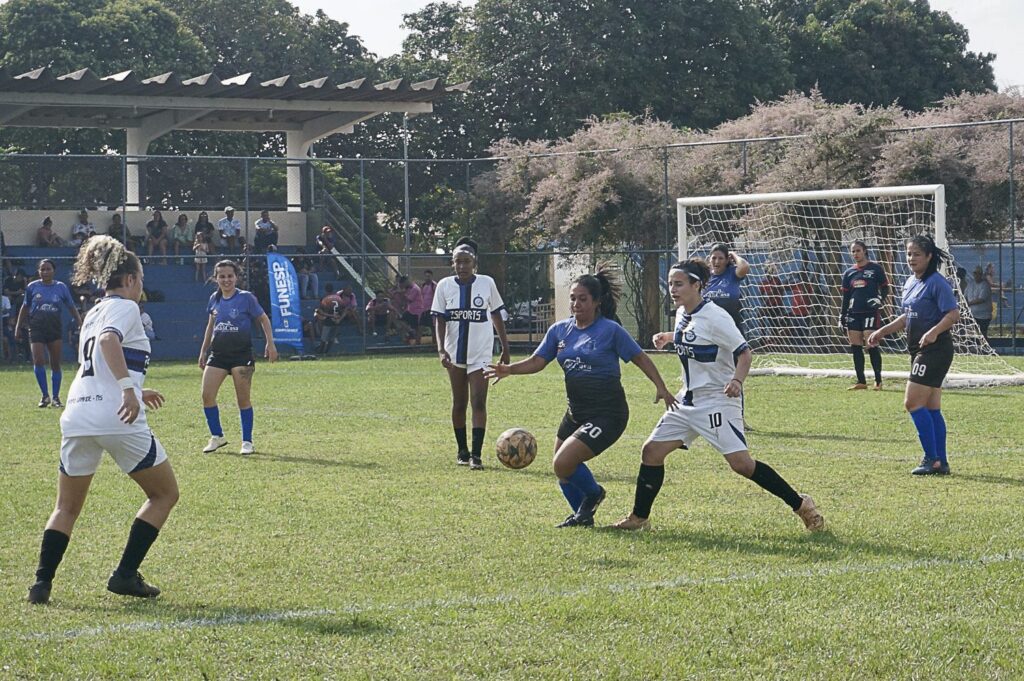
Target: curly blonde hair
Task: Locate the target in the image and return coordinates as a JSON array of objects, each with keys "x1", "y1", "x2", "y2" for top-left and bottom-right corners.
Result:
[{"x1": 72, "y1": 235, "x2": 140, "y2": 288}]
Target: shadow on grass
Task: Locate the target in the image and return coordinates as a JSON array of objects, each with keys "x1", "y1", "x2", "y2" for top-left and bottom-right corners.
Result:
[
  {"x1": 282, "y1": 614, "x2": 390, "y2": 637},
  {"x1": 595, "y1": 524, "x2": 942, "y2": 563},
  {"x1": 219, "y1": 451, "x2": 381, "y2": 469},
  {"x1": 752, "y1": 429, "x2": 896, "y2": 444},
  {"x1": 953, "y1": 473, "x2": 1024, "y2": 488}
]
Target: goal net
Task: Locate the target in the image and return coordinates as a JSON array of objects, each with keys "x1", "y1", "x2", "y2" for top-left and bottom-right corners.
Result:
[{"x1": 677, "y1": 185, "x2": 1023, "y2": 387}]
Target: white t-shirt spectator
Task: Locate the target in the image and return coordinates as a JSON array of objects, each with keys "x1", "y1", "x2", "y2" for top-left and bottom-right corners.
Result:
[
  {"x1": 71, "y1": 221, "x2": 95, "y2": 240},
  {"x1": 218, "y1": 216, "x2": 241, "y2": 237},
  {"x1": 140, "y1": 310, "x2": 155, "y2": 340}
]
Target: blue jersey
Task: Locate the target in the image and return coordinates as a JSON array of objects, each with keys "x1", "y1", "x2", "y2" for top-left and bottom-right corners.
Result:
[
  {"x1": 901, "y1": 273, "x2": 957, "y2": 350},
  {"x1": 534, "y1": 316, "x2": 642, "y2": 416},
  {"x1": 841, "y1": 262, "x2": 889, "y2": 314},
  {"x1": 23, "y1": 280, "x2": 75, "y2": 328},
  {"x1": 703, "y1": 264, "x2": 742, "y2": 303},
  {"x1": 207, "y1": 289, "x2": 265, "y2": 356}
]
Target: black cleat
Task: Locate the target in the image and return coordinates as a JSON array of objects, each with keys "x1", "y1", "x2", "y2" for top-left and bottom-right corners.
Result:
[
  {"x1": 469, "y1": 456, "x2": 484, "y2": 470},
  {"x1": 556, "y1": 513, "x2": 594, "y2": 528},
  {"x1": 456, "y1": 449, "x2": 471, "y2": 466},
  {"x1": 573, "y1": 486, "x2": 607, "y2": 525},
  {"x1": 51, "y1": 396, "x2": 63, "y2": 408},
  {"x1": 106, "y1": 570, "x2": 160, "y2": 598},
  {"x1": 912, "y1": 457, "x2": 950, "y2": 476},
  {"x1": 38, "y1": 396, "x2": 51, "y2": 408},
  {"x1": 27, "y1": 580, "x2": 52, "y2": 605}
]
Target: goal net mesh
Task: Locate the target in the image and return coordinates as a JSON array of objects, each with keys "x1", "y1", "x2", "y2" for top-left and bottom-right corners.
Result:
[{"x1": 678, "y1": 186, "x2": 1023, "y2": 387}]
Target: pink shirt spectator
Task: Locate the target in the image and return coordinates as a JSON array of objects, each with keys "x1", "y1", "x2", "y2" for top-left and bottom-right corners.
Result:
[
  {"x1": 404, "y1": 282, "x2": 425, "y2": 316},
  {"x1": 420, "y1": 280, "x2": 437, "y2": 310}
]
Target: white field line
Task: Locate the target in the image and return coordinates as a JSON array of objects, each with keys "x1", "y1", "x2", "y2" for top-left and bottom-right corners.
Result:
[{"x1": 14, "y1": 549, "x2": 1024, "y2": 642}]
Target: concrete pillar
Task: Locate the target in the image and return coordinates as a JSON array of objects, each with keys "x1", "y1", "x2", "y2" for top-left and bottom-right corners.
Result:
[
  {"x1": 286, "y1": 132, "x2": 313, "y2": 213},
  {"x1": 125, "y1": 128, "x2": 151, "y2": 210}
]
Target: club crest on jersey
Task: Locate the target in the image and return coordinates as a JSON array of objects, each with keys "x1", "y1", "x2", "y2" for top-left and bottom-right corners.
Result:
[
  {"x1": 557, "y1": 340, "x2": 566, "y2": 351},
  {"x1": 684, "y1": 330, "x2": 697, "y2": 342},
  {"x1": 473, "y1": 295, "x2": 485, "y2": 307}
]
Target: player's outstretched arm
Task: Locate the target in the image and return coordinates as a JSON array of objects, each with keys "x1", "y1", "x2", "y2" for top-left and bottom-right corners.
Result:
[
  {"x1": 631, "y1": 351, "x2": 678, "y2": 410},
  {"x1": 485, "y1": 355, "x2": 548, "y2": 383},
  {"x1": 652, "y1": 331, "x2": 674, "y2": 350}
]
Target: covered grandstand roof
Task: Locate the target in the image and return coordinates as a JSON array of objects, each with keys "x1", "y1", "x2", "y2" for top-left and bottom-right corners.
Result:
[{"x1": 0, "y1": 66, "x2": 470, "y2": 132}]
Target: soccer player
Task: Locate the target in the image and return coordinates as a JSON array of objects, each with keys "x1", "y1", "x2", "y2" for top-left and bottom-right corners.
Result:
[
  {"x1": 199, "y1": 259, "x2": 278, "y2": 455},
  {"x1": 868, "y1": 236, "x2": 960, "y2": 475},
  {"x1": 840, "y1": 240, "x2": 889, "y2": 390},
  {"x1": 486, "y1": 265, "x2": 677, "y2": 527},
  {"x1": 13, "y1": 259, "x2": 83, "y2": 407},
  {"x1": 610, "y1": 259, "x2": 825, "y2": 532},
  {"x1": 27, "y1": 236, "x2": 179, "y2": 604},
  {"x1": 432, "y1": 238, "x2": 511, "y2": 470},
  {"x1": 703, "y1": 243, "x2": 749, "y2": 331}
]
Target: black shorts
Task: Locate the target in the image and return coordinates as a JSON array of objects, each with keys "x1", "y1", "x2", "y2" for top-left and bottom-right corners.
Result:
[
  {"x1": 557, "y1": 410, "x2": 628, "y2": 456},
  {"x1": 29, "y1": 322, "x2": 62, "y2": 344},
  {"x1": 845, "y1": 312, "x2": 881, "y2": 332},
  {"x1": 401, "y1": 311, "x2": 420, "y2": 328},
  {"x1": 908, "y1": 337, "x2": 954, "y2": 388},
  {"x1": 206, "y1": 352, "x2": 255, "y2": 372}
]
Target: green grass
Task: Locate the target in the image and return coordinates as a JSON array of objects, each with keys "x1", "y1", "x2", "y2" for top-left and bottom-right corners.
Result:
[{"x1": 1, "y1": 354, "x2": 1023, "y2": 679}]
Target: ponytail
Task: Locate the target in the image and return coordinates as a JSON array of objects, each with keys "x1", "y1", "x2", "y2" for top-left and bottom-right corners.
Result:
[
  {"x1": 72, "y1": 235, "x2": 139, "y2": 289},
  {"x1": 573, "y1": 263, "x2": 622, "y2": 321},
  {"x1": 906, "y1": 235, "x2": 951, "y2": 279}
]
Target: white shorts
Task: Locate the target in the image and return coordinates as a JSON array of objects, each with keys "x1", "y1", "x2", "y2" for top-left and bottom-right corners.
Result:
[
  {"x1": 453, "y1": 361, "x2": 488, "y2": 374},
  {"x1": 60, "y1": 430, "x2": 167, "y2": 477},
  {"x1": 648, "y1": 401, "x2": 747, "y2": 455}
]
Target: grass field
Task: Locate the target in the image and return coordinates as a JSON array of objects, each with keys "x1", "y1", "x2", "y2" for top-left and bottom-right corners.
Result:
[{"x1": 1, "y1": 353, "x2": 1023, "y2": 679}]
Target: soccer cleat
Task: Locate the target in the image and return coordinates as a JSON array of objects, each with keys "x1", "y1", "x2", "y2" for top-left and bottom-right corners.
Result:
[
  {"x1": 573, "y1": 485, "x2": 607, "y2": 525},
  {"x1": 847, "y1": 383, "x2": 868, "y2": 391},
  {"x1": 106, "y1": 570, "x2": 160, "y2": 598},
  {"x1": 202, "y1": 435, "x2": 228, "y2": 453},
  {"x1": 608, "y1": 515, "x2": 651, "y2": 531},
  {"x1": 51, "y1": 396, "x2": 63, "y2": 408},
  {"x1": 27, "y1": 580, "x2": 52, "y2": 605},
  {"x1": 556, "y1": 513, "x2": 594, "y2": 528},
  {"x1": 469, "y1": 456, "x2": 484, "y2": 470},
  {"x1": 795, "y1": 494, "x2": 825, "y2": 532},
  {"x1": 911, "y1": 457, "x2": 950, "y2": 476},
  {"x1": 456, "y1": 449, "x2": 471, "y2": 466},
  {"x1": 38, "y1": 396, "x2": 51, "y2": 408},
  {"x1": 239, "y1": 441, "x2": 254, "y2": 455},
  {"x1": 873, "y1": 383, "x2": 883, "y2": 391}
]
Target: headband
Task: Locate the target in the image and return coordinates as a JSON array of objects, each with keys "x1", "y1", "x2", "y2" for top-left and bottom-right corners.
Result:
[
  {"x1": 453, "y1": 244, "x2": 477, "y2": 258},
  {"x1": 669, "y1": 266, "x2": 702, "y2": 282}
]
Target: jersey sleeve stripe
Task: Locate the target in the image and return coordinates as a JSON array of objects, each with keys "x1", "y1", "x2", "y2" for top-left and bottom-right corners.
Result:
[{"x1": 101, "y1": 326, "x2": 124, "y2": 341}]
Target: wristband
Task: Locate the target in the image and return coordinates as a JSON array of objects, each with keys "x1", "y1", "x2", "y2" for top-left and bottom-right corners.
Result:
[
  {"x1": 117, "y1": 377, "x2": 134, "y2": 391},
  {"x1": 730, "y1": 378, "x2": 743, "y2": 385}
]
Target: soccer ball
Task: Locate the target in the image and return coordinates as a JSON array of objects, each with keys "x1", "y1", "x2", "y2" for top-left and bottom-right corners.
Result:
[{"x1": 495, "y1": 428, "x2": 537, "y2": 469}]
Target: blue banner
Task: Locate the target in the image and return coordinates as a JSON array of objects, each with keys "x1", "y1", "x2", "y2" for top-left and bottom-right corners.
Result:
[{"x1": 266, "y1": 252, "x2": 303, "y2": 350}]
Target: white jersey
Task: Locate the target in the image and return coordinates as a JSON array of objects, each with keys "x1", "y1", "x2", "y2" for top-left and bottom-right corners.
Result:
[
  {"x1": 672, "y1": 300, "x2": 749, "y2": 405},
  {"x1": 61, "y1": 296, "x2": 151, "y2": 437},
  {"x1": 431, "y1": 274, "x2": 505, "y2": 365}
]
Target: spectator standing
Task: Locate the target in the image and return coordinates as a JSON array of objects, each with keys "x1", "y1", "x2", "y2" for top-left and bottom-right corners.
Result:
[
  {"x1": 4, "y1": 267, "x2": 28, "y2": 310},
  {"x1": 145, "y1": 210, "x2": 169, "y2": 264},
  {"x1": 703, "y1": 243, "x2": 749, "y2": 332},
  {"x1": 315, "y1": 226, "x2": 340, "y2": 276},
  {"x1": 217, "y1": 206, "x2": 241, "y2": 254},
  {"x1": 193, "y1": 232, "x2": 211, "y2": 282},
  {"x1": 2, "y1": 293, "x2": 13, "y2": 360},
  {"x1": 314, "y1": 284, "x2": 343, "y2": 355},
  {"x1": 398, "y1": 275, "x2": 425, "y2": 344},
  {"x1": 68, "y1": 211, "x2": 95, "y2": 248},
  {"x1": 420, "y1": 269, "x2": 437, "y2": 339},
  {"x1": 37, "y1": 217, "x2": 66, "y2": 248},
  {"x1": 195, "y1": 212, "x2": 218, "y2": 253},
  {"x1": 168, "y1": 214, "x2": 193, "y2": 264},
  {"x1": 253, "y1": 210, "x2": 279, "y2": 253},
  {"x1": 139, "y1": 302, "x2": 156, "y2": 341},
  {"x1": 365, "y1": 290, "x2": 398, "y2": 338},
  {"x1": 966, "y1": 265, "x2": 993, "y2": 340}
]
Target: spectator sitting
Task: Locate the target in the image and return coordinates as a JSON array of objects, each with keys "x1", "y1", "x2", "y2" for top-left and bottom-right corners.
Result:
[
  {"x1": 291, "y1": 250, "x2": 320, "y2": 299},
  {"x1": 316, "y1": 226, "x2": 341, "y2": 275},
  {"x1": 68, "y1": 210, "x2": 95, "y2": 247},
  {"x1": 3, "y1": 267, "x2": 28, "y2": 310},
  {"x1": 218, "y1": 205, "x2": 241, "y2": 254},
  {"x1": 37, "y1": 217, "x2": 66, "y2": 248},
  {"x1": 168, "y1": 213, "x2": 193, "y2": 264},
  {"x1": 314, "y1": 284, "x2": 344, "y2": 354},
  {"x1": 1, "y1": 292, "x2": 13, "y2": 361},
  {"x1": 365, "y1": 290, "x2": 399, "y2": 338},
  {"x1": 336, "y1": 285, "x2": 363, "y2": 332},
  {"x1": 145, "y1": 209, "x2": 170, "y2": 264},
  {"x1": 139, "y1": 302, "x2": 157, "y2": 340},
  {"x1": 254, "y1": 210, "x2": 279, "y2": 253},
  {"x1": 195, "y1": 211, "x2": 218, "y2": 253},
  {"x1": 106, "y1": 213, "x2": 142, "y2": 252}
]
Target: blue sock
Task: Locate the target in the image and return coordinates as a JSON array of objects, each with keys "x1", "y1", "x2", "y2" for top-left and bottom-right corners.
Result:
[
  {"x1": 929, "y1": 409, "x2": 947, "y2": 464},
  {"x1": 204, "y1": 406, "x2": 224, "y2": 437},
  {"x1": 559, "y1": 481, "x2": 584, "y2": 512},
  {"x1": 909, "y1": 407, "x2": 937, "y2": 461},
  {"x1": 51, "y1": 370, "x2": 62, "y2": 398},
  {"x1": 34, "y1": 366, "x2": 48, "y2": 397},
  {"x1": 240, "y1": 407, "x2": 254, "y2": 442},
  {"x1": 565, "y1": 462, "x2": 601, "y2": 497}
]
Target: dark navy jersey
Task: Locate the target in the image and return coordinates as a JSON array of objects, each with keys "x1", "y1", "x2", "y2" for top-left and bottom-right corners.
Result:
[
  {"x1": 535, "y1": 316, "x2": 642, "y2": 416},
  {"x1": 703, "y1": 264, "x2": 743, "y2": 304},
  {"x1": 23, "y1": 280, "x2": 75, "y2": 327},
  {"x1": 841, "y1": 262, "x2": 889, "y2": 314},
  {"x1": 207, "y1": 289, "x2": 265, "y2": 356},
  {"x1": 901, "y1": 273, "x2": 957, "y2": 351}
]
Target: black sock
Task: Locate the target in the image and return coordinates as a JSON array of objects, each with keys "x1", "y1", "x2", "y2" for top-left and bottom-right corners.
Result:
[
  {"x1": 35, "y1": 529, "x2": 70, "y2": 583},
  {"x1": 471, "y1": 427, "x2": 485, "y2": 458},
  {"x1": 868, "y1": 347, "x2": 883, "y2": 384},
  {"x1": 454, "y1": 427, "x2": 468, "y2": 453},
  {"x1": 850, "y1": 345, "x2": 865, "y2": 384},
  {"x1": 115, "y1": 518, "x2": 160, "y2": 578},
  {"x1": 750, "y1": 461, "x2": 802, "y2": 511},
  {"x1": 632, "y1": 464, "x2": 665, "y2": 519}
]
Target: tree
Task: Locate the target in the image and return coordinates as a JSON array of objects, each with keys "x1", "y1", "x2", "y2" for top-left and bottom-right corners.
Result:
[{"x1": 764, "y1": 0, "x2": 995, "y2": 111}]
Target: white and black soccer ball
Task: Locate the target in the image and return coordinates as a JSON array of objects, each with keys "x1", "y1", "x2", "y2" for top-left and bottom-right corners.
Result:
[{"x1": 495, "y1": 427, "x2": 537, "y2": 470}]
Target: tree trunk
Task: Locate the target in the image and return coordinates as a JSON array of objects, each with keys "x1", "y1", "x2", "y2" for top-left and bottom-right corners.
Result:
[{"x1": 638, "y1": 251, "x2": 663, "y2": 347}]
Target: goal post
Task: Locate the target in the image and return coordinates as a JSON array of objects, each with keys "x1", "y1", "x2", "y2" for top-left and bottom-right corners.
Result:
[{"x1": 675, "y1": 184, "x2": 1023, "y2": 387}]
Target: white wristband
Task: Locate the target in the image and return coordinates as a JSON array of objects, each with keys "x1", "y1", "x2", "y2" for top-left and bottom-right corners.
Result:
[{"x1": 117, "y1": 377, "x2": 134, "y2": 391}]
